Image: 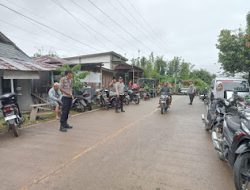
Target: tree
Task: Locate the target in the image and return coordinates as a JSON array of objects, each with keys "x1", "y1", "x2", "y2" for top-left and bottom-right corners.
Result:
[
  {"x1": 216, "y1": 12, "x2": 250, "y2": 82},
  {"x1": 179, "y1": 61, "x2": 193, "y2": 80},
  {"x1": 154, "y1": 56, "x2": 167, "y2": 75},
  {"x1": 140, "y1": 56, "x2": 147, "y2": 69},
  {"x1": 246, "y1": 12, "x2": 250, "y2": 35},
  {"x1": 216, "y1": 29, "x2": 246, "y2": 74},
  {"x1": 33, "y1": 47, "x2": 58, "y2": 57},
  {"x1": 167, "y1": 57, "x2": 181, "y2": 77},
  {"x1": 190, "y1": 69, "x2": 215, "y2": 85},
  {"x1": 57, "y1": 64, "x2": 89, "y2": 91}
]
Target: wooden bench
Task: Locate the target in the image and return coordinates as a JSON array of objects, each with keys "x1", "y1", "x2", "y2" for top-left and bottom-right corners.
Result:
[{"x1": 30, "y1": 103, "x2": 51, "y2": 121}]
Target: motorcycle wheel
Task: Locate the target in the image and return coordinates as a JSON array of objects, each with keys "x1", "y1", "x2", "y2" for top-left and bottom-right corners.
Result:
[
  {"x1": 161, "y1": 106, "x2": 164, "y2": 114},
  {"x1": 9, "y1": 122, "x2": 19, "y2": 137},
  {"x1": 124, "y1": 98, "x2": 130, "y2": 105},
  {"x1": 134, "y1": 98, "x2": 140, "y2": 104},
  {"x1": 78, "y1": 100, "x2": 86, "y2": 112},
  {"x1": 88, "y1": 104, "x2": 92, "y2": 111},
  {"x1": 234, "y1": 152, "x2": 250, "y2": 190}
]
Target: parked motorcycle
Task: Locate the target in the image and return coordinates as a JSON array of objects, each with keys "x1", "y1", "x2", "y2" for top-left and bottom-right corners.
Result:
[
  {"x1": 159, "y1": 92, "x2": 170, "y2": 114},
  {"x1": 72, "y1": 88, "x2": 93, "y2": 112},
  {"x1": 128, "y1": 89, "x2": 140, "y2": 104},
  {"x1": 202, "y1": 92, "x2": 239, "y2": 131},
  {"x1": 95, "y1": 89, "x2": 116, "y2": 109},
  {"x1": 200, "y1": 93, "x2": 209, "y2": 105},
  {"x1": 0, "y1": 93, "x2": 24, "y2": 137},
  {"x1": 72, "y1": 95, "x2": 86, "y2": 112},
  {"x1": 143, "y1": 91, "x2": 150, "y2": 101},
  {"x1": 81, "y1": 88, "x2": 92, "y2": 111},
  {"x1": 123, "y1": 92, "x2": 130, "y2": 105},
  {"x1": 202, "y1": 98, "x2": 227, "y2": 131},
  {"x1": 124, "y1": 89, "x2": 140, "y2": 105},
  {"x1": 209, "y1": 94, "x2": 250, "y2": 190}
]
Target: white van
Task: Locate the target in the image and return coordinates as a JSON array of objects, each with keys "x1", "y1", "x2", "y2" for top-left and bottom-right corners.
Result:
[{"x1": 210, "y1": 77, "x2": 250, "y2": 99}]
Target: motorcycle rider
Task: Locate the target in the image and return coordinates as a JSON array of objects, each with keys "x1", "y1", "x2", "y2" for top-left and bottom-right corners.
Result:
[
  {"x1": 159, "y1": 82, "x2": 172, "y2": 107},
  {"x1": 207, "y1": 81, "x2": 225, "y2": 125}
]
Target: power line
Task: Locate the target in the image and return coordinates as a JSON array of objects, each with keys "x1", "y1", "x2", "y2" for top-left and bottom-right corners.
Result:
[
  {"x1": 0, "y1": 2, "x2": 101, "y2": 52},
  {"x1": 0, "y1": 19, "x2": 84, "y2": 55},
  {"x1": 112, "y1": 0, "x2": 164, "y2": 52},
  {"x1": 51, "y1": 0, "x2": 109, "y2": 50},
  {"x1": 69, "y1": 0, "x2": 133, "y2": 52},
  {"x1": 1, "y1": 0, "x2": 92, "y2": 52},
  {"x1": 126, "y1": 0, "x2": 168, "y2": 50},
  {"x1": 52, "y1": 0, "x2": 127, "y2": 53},
  {"x1": 86, "y1": 0, "x2": 154, "y2": 53}
]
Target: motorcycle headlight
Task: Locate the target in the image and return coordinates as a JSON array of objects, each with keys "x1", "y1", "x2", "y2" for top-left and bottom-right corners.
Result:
[{"x1": 160, "y1": 95, "x2": 168, "y2": 99}]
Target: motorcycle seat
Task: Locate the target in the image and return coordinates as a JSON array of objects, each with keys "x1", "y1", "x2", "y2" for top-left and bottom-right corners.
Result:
[
  {"x1": 225, "y1": 116, "x2": 241, "y2": 133},
  {"x1": 0, "y1": 93, "x2": 16, "y2": 100}
]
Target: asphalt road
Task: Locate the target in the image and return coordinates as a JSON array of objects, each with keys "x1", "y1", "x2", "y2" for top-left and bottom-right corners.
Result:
[{"x1": 0, "y1": 96, "x2": 235, "y2": 190}]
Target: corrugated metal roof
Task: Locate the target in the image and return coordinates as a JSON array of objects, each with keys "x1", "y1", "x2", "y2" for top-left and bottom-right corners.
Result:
[
  {"x1": 0, "y1": 32, "x2": 57, "y2": 71},
  {"x1": 0, "y1": 56, "x2": 57, "y2": 71},
  {"x1": 33, "y1": 55, "x2": 70, "y2": 65},
  {"x1": 64, "y1": 51, "x2": 128, "y2": 61},
  {"x1": 0, "y1": 43, "x2": 31, "y2": 61}
]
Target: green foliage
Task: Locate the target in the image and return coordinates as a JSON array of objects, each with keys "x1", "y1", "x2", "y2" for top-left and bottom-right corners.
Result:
[
  {"x1": 216, "y1": 29, "x2": 247, "y2": 74},
  {"x1": 192, "y1": 78, "x2": 209, "y2": 91},
  {"x1": 216, "y1": 13, "x2": 250, "y2": 82},
  {"x1": 190, "y1": 69, "x2": 215, "y2": 85},
  {"x1": 247, "y1": 12, "x2": 250, "y2": 35},
  {"x1": 57, "y1": 64, "x2": 89, "y2": 91},
  {"x1": 154, "y1": 56, "x2": 167, "y2": 75},
  {"x1": 133, "y1": 53, "x2": 214, "y2": 90},
  {"x1": 33, "y1": 48, "x2": 58, "y2": 58},
  {"x1": 167, "y1": 57, "x2": 181, "y2": 76}
]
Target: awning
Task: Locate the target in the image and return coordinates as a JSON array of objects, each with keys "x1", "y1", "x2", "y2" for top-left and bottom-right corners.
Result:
[{"x1": 3, "y1": 70, "x2": 40, "y2": 79}]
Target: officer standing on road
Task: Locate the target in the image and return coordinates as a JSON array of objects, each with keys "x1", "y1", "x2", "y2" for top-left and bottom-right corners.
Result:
[
  {"x1": 59, "y1": 70, "x2": 74, "y2": 132},
  {"x1": 108, "y1": 76, "x2": 117, "y2": 97},
  {"x1": 187, "y1": 81, "x2": 196, "y2": 105},
  {"x1": 115, "y1": 76, "x2": 125, "y2": 113}
]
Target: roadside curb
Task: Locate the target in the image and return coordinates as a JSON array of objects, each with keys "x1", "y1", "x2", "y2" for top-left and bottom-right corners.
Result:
[{"x1": 0, "y1": 108, "x2": 101, "y2": 133}]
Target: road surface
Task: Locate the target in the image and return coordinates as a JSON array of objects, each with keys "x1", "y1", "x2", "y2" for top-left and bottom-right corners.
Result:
[{"x1": 0, "y1": 96, "x2": 235, "y2": 190}]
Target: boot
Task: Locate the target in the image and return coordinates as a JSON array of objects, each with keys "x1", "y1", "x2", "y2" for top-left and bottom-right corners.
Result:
[
  {"x1": 65, "y1": 124, "x2": 73, "y2": 129},
  {"x1": 59, "y1": 126, "x2": 67, "y2": 132}
]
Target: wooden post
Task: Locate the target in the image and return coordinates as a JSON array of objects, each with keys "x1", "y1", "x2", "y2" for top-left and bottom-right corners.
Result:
[
  {"x1": 10, "y1": 79, "x2": 14, "y2": 93},
  {"x1": 51, "y1": 71, "x2": 54, "y2": 84}
]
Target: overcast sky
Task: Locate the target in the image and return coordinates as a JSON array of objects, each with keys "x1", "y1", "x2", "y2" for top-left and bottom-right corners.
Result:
[{"x1": 0, "y1": 0, "x2": 249, "y2": 73}]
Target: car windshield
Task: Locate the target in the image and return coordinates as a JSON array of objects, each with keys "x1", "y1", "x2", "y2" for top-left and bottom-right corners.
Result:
[{"x1": 219, "y1": 80, "x2": 249, "y2": 92}]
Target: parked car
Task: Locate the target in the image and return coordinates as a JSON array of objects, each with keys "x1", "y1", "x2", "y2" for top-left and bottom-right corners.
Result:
[
  {"x1": 179, "y1": 88, "x2": 189, "y2": 95},
  {"x1": 209, "y1": 77, "x2": 250, "y2": 100}
]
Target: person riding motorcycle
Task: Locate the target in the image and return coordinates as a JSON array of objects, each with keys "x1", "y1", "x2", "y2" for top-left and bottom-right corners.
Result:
[
  {"x1": 159, "y1": 82, "x2": 172, "y2": 107},
  {"x1": 207, "y1": 81, "x2": 225, "y2": 126}
]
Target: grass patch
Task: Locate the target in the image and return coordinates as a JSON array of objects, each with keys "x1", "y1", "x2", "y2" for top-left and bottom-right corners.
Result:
[{"x1": 0, "y1": 105, "x2": 99, "y2": 133}]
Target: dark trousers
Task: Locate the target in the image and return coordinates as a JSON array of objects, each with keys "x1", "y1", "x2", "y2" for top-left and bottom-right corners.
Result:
[
  {"x1": 60, "y1": 96, "x2": 72, "y2": 127},
  {"x1": 189, "y1": 93, "x2": 195, "y2": 104},
  {"x1": 116, "y1": 95, "x2": 124, "y2": 111}
]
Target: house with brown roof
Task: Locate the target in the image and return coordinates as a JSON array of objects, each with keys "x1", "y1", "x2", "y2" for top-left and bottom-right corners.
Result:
[
  {"x1": 64, "y1": 51, "x2": 143, "y2": 87},
  {"x1": 0, "y1": 32, "x2": 57, "y2": 110}
]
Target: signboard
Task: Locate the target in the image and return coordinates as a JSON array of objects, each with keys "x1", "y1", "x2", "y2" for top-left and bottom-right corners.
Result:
[{"x1": 82, "y1": 72, "x2": 101, "y2": 83}]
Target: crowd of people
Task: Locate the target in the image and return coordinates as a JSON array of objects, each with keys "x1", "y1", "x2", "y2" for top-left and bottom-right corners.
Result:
[{"x1": 48, "y1": 71, "x2": 197, "y2": 132}]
